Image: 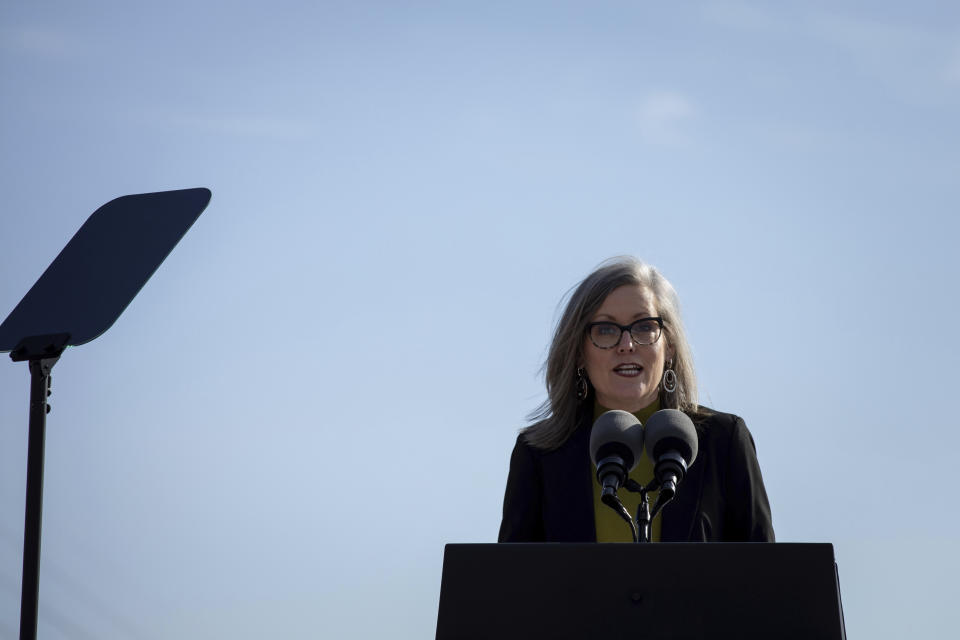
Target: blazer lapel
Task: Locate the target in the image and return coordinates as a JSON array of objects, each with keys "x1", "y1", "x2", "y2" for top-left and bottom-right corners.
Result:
[{"x1": 541, "y1": 413, "x2": 597, "y2": 542}]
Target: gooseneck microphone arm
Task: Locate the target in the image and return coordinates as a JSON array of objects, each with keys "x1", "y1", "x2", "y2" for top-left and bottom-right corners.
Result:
[{"x1": 600, "y1": 491, "x2": 638, "y2": 543}]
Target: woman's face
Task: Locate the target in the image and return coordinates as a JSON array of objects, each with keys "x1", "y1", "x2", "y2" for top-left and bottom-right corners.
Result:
[{"x1": 582, "y1": 284, "x2": 670, "y2": 413}]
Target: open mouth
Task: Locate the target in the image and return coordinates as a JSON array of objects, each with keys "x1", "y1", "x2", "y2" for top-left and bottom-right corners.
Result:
[{"x1": 613, "y1": 364, "x2": 643, "y2": 377}]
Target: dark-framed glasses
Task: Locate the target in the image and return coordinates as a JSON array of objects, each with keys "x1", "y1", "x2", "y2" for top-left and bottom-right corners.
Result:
[{"x1": 586, "y1": 317, "x2": 663, "y2": 349}]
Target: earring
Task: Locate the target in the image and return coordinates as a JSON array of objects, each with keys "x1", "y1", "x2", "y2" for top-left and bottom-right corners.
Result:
[
  {"x1": 662, "y1": 359, "x2": 678, "y2": 394},
  {"x1": 576, "y1": 367, "x2": 589, "y2": 401}
]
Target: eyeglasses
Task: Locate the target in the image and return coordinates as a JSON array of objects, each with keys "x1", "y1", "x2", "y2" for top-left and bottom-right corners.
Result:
[{"x1": 586, "y1": 317, "x2": 663, "y2": 349}]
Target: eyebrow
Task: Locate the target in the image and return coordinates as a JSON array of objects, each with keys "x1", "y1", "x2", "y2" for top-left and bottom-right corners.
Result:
[{"x1": 592, "y1": 312, "x2": 656, "y2": 322}]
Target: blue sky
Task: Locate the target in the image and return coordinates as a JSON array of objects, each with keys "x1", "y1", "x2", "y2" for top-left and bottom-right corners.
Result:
[{"x1": 1, "y1": 1, "x2": 959, "y2": 637}]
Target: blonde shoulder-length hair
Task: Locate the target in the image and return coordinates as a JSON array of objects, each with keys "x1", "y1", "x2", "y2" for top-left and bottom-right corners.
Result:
[{"x1": 523, "y1": 257, "x2": 698, "y2": 450}]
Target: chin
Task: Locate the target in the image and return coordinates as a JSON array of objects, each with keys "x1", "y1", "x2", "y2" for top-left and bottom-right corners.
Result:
[{"x1": 602, "y1": 391, "x2": 655, "y2": 412}]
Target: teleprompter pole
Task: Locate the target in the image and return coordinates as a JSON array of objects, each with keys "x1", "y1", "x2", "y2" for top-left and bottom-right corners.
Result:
[
  {"x1": 11, "y1": 334, "x2": 67, "y2": 640},
  {"x1": 19, "y1": 358, "x2": 56, "y2": 639}
]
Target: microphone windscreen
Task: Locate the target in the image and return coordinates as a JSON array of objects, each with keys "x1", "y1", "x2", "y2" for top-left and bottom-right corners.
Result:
[
  {"x1": 589, "y1": 410, "x2": 644, "y2": 471},
  {"x1": 644, "y1": 409, "x2": 698, "y2": 466}
]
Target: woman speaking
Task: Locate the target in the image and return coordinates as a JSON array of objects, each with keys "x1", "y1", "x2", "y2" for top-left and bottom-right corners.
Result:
[{"x1": 499, "y1": 257, "x2": 774, "y2": 543}]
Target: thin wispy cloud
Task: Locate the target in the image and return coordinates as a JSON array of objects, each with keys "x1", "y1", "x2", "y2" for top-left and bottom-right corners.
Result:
[
  {"x1": 943, "y1": 44, "x2": 960, "y2": 86},
  {"x1": 809, "y1": 13, "x2": 941, "y2": 68},
  {"x1": 635, "y1": 90, "x2": 697, "y2": 146},
  {"x1": 142, "y1": 110, "x2": 319, "y2": 141},
  {"x1": 809, "y1": 12, "x2": 959, "y2": 103},
  {"x1": 1, "y1": 26, "x2": 81, "y2": 59},
  {"x1": 699, "y1": 1, "x2": 784, "y2": 33},
  {"x1": 701, "y1": 2, "x2": 960, "y2": 97}
]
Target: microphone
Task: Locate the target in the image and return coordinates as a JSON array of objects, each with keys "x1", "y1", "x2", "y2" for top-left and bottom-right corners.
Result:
[
  {"x1": 644, "y1": 409, "x2": 698, "y2": 506},
  {"x1": 589, "y1": 410, "x2": 644, "y2": 499}
]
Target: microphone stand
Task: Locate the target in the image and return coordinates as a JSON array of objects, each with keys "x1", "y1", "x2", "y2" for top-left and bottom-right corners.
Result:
[
  {"x1": 623, "y1": 479, "x2": 675, "y2": 544},
  {"x1": 599, "y1": 476, "x2": 683, "y2": 543}
]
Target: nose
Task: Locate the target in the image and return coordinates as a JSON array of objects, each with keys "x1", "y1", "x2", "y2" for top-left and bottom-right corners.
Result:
[{"x1": 616, "y1": 328, "x2": 636, "y2": 352}]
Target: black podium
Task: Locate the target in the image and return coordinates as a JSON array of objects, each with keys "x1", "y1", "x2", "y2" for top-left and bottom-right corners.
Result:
[{"x1": 436, "y1": 543, "x2": 846, "y2": 640}]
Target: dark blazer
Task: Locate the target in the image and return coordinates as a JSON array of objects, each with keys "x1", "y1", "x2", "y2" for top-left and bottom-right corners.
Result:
[{"x1": 498, "y1": 406, "x2": 774, "y2": 542}]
